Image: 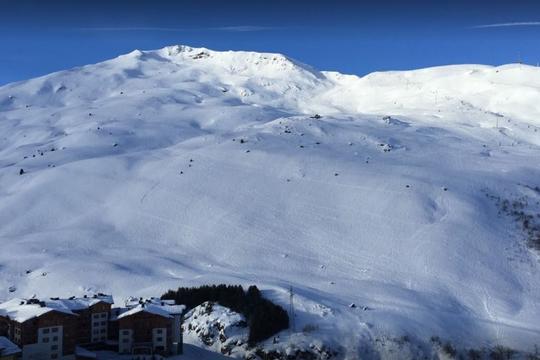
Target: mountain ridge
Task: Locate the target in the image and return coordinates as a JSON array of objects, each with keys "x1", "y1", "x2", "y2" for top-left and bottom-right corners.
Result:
[{"x1": 0, "y1": 45, "x2": 540, "y2": 356}]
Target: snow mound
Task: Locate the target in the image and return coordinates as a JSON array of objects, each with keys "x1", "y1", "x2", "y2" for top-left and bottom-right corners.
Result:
[
  {"x1": 182, "y1": 301, "x2": 340, "y2": 360},
  {"x1": 183, "y1": 302, "x2": 249, "y2": 357}
]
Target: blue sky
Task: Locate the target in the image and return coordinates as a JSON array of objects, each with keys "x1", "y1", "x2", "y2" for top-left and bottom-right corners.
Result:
[{"x1": 1, "y1": 0, "x2": 540, "y2": 85}]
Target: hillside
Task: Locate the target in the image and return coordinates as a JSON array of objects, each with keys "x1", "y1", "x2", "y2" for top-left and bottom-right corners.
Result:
[{"x1": 1, "y1": 45, "x2": 540, "y2": 357}]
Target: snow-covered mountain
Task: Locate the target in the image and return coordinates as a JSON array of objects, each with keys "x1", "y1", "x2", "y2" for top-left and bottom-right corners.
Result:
[{"x1": 1, "y1": 45, "x2": 540, "y2": 357}]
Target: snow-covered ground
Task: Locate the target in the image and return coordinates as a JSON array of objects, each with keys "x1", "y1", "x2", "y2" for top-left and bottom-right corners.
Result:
[
  {"x1": 1, "y1": 45, "x2": 540, "y2": 357},
  {"x1": 182, "y1": 302, "x2": 249, "y2": 357},
  {"x1": 95, "y1": 344, "x2": 231, "y2": 360}
]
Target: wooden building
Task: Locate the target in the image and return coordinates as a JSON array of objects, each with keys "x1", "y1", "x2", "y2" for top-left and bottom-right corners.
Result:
[
  {"x1": 47, "y1": 295, "x2": 113, "y2": 345},
  {"x1": 0, "y1": 295, "x2": 184, "y2": 360},
  {"x1": 115, "y1": 299, "x2": 184, "y2": 359},
  {"x1": 0, "y1": 299, "x2": 78, "y2": 360}
]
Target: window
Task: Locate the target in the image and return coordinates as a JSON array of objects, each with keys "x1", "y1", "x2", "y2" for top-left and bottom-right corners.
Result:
[
  {"x1": 93, "y1": 329, "x2": 99, "y2": 335},
  {"x1": 51, "y1": 327, "x2": 58, "y2": 333},
  {"x1": 122, "y1": 338, "x2": 130, "y2": 343},
  {"x1": 43, "y1": 328, "x2": 50, "y2": 334},
  {"x1": 52, "y1": 336, "x2": 58, "y2": 342},
  {"x1": 122, "y1": 330, "x2": 130, "y2": 335},
  {"x1": 51, "y1": 354, "x2": 58, "y2": 359},
  {"x1": 156, "y1": 337, "x2": 163, "y2": 342},
  {"x1": 100, "y1": 328, "x2": 106, "y2": 333},
  {"x1": 101, "y1": 313, "x2": 107, "y2": 318},
  {"x1": 42, "y1": 337, "x2": 49, "y2": 343},
  {"x1": 51, "y1": 345, "x2": 58, "y2": 351},
  {"x1": 101, "y1": 321, "x2": 107, "y2": 326},
  {"x1": 156, "y1": 329, "x2": 163, "y2": 334},
  {"x1": 92, "y1": 313, "x2": 100, "y2": 319}
]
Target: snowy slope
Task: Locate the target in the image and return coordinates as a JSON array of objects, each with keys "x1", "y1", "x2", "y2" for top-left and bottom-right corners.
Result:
[{"x1": 1, "y1": 45, "x2": 540, "y2": 356}]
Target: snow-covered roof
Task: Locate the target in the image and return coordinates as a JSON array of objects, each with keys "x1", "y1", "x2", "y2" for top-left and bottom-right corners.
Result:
[
  {"x1": 46, "y1": 294, "x2": 114, "y2": 311},
  {"x1": 0, "y1": 336, "x2": 21, "y2": 356},
  {"x1": 125, "y1": 296, "x2": 175, "y2": 308},
  {"x1": 116, "y1": 304, "x2": 174, "y2": 320},
  {"x1": 115, "y1": 297, "x2": 186, "y2": 320},
  {"x1": 75, "y1": 346, "x2": 97, "y2": 359},
  {"x1": 0, "y1": 298, "x2": 76, "y2": 323},
  {"x1": 123, "y1": 297, "x2": 185, "y2": 315}
]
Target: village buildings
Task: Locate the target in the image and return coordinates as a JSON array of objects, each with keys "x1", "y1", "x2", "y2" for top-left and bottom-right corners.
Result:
[
  {"x1": 0, "y1": 295, "x2": 184, "y2": 360},
  {"x1": 47, "y1": 295, "x2": 113, "y2": 346},
  {"x1": 0, "y1": 298, "x2": 78, "y2": 360}
]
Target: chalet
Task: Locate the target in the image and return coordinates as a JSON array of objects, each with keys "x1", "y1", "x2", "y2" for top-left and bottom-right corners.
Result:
[
  {"x1": 47, "y1": 294, "x2": 113, "y2": 345},
  {"x1": 0, "y1": 299, "x2": 78, "y2": 360},
  {"x1": 114, "y1": 298, "x2": 185, "y2": 359},
  {"x1": 0, "y1": 336, "x2": 21, "y2": 360}
]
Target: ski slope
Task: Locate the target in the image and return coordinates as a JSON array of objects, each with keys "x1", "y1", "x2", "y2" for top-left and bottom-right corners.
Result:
[{"x1": 1, "y1": 45, "x2": 540, "y2": 356}]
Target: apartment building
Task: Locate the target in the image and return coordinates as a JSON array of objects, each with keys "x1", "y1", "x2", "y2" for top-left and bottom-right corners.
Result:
[
  {"x1": 0, "y1": 299, "x2": 78, "y2": 360},
  {"x1": 47, "y1": 295, "x2": 113, "y2": 345},
  {"x1": 115, "y1": 298, "x2": 185, "y2": 359},
  {"x1": 0, "y1": 295, "x2": 184, "y2": 360}
]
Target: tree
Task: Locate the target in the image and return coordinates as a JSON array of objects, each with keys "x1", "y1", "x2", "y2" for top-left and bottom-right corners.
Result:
[{"x1": 161, "y1": 284, "x2": 289, "y2": 345}]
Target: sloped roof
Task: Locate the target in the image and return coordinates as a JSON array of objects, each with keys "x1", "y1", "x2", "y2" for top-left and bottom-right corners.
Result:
[
  {"x1": 125, "y1": 296, "x2": 175, "y2": 308},
  {"x1": 116, "y1": 304, "x2": 175, "y2": 320},
  {"x1": 0, "y1": 298, "x2": 76, "y2": 323},
  {"x1": 75, "y1": 346, "x2": 97, "y2": 359},
  {"x1": 123, "y1": 297, "x2": 185, "y2": 315},
  {"x1": 0, "y1": 336, "x2": 21, "y2": 356},
  {"x1": 47, "y1": 294, "x2": 114, "y2": 311}
]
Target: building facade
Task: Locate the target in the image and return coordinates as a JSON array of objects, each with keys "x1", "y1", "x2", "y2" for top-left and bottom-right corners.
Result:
[
  {"x1": 115, "y1": 299, "x2": 184, "y2": 359},
  {"x1": 0, "y1": 295, "x2": 184, "y2": 360},
  {"x1": 47, "y1": 295, "x2": 113, "y2": 346},
  {"x1": 118, "y1": 310, "x2": 171, "y2": 357},
  {"x1": 0, "y1": 299, "x2": 78, "y2": 360}
]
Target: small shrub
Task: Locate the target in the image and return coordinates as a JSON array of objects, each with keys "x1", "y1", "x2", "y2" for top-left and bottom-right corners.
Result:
[
  {"x1": 441, "y1": 342, "x2": 457, "y2": 358},
  {"x1": 489, "y1": 192, "x2": 540, "y2": 253},
  {"x1": 396, "y1": 335, "x2": 409, "y2": 345},
  {"x1": 490, "y1": 345, "x2": 516, "y2": 360},
  {"x1": 468, "y1": 349, "x2": 482, "y2": 360}
]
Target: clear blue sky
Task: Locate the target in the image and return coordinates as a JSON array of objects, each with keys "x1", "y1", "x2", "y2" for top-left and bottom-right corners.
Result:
[{"x1": 1, "y1": 0, "x2": 540, "y2": 85}]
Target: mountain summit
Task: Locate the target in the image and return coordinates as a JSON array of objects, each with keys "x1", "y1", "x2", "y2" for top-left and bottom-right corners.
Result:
[{"x1": 1, "y1": 45, "x2": 540, "y2": 356}]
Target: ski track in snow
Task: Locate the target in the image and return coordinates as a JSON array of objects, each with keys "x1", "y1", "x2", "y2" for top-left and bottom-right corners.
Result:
[{"x1": 1, "y1": 45, "x2": 540, "y2": 354}]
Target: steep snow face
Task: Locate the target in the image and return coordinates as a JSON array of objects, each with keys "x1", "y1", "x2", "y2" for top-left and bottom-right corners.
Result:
[
  {"x1": 183, "y1": 302, "x2": 249, "y2": 357},
  {"x1": 1, "y1": 45, "x2": 540, "y2": 355},
  {"x1": 183, "y1": 301, "x2": 339, "y2": 360}
]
